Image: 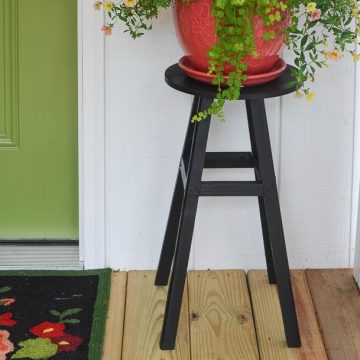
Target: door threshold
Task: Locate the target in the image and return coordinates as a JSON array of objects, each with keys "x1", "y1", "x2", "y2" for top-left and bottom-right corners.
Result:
[{"x1": 0, "y1": 241, "x2": 82, "y2": 270}]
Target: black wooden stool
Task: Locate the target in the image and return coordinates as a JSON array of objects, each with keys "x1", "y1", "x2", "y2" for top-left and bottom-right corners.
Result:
[{"x1": 155, "y1": 64, "x2": 301, "y2": 350}]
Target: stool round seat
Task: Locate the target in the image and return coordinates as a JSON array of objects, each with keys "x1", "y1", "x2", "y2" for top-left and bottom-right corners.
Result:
[{"x1": 165, "y1": 64, "x2": 297, "y2": 100}]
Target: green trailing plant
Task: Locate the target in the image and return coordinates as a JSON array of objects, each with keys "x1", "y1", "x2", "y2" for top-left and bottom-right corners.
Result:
[{"x1": 95, "y1": 0, "x2": 360, "y2": 121}]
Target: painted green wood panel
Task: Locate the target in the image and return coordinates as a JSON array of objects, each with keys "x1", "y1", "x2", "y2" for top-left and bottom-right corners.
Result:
[
  {"x1": 0, "y1": 0, "x2": 19, "y2": 146},
  {"x1": 0, "y1": 0, "x2": 78, "y2": 239},
  {"x1": 0, "y1": 2, "x2": 4, "y2": 140}
]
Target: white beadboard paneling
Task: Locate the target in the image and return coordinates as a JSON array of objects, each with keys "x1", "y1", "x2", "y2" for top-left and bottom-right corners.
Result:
[
  {"x1": 109, "y1": 209, "x2": 169, "y2": 269},
  {"x1": 106, "y1": 10, "x2": 189, "y2": 269},
  {"x1": 106, "y1": 8, "x2": 282, "y2": 270},
  {"x1": 280, "y1": 52, "x2": 355, "y2": 268},
  {"x1": 192, "y1": 98, "x2": 280, "y2": 270},
  {"x1": 105, "y1": 9, "x2": 355, "y2": 270}
]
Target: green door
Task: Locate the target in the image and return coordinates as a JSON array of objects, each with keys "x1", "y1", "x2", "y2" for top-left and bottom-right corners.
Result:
[{"x1": 0, "y1": 0, "x2": 78, "y2": 239}]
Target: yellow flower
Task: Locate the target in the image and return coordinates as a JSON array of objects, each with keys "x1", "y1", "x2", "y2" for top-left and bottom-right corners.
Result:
[
  {"x1": 295, "y1": 89, "x2": 303, "y2": 98},
  {"x1": 93, "y1": 1, "x2": 102, "y2": 10},
  {"x1": 321, "y1": 39, "x2": 328, "y2": 47},
  {"x1": 352, "y1": 53, "x2": 360, "y2": 62},
  {"x1": 103, "y1": 1, "x2": 113, "y2": 11},
  {"x1": 123, "y1": 0, "x2": 137, "y2": 7},
  {"x1": 353, "y1": 5, "x2": 360, "y2": 17},
  {"x1": 306, "y1": 91, "x2": 316, "y2": 102},
  {"x1": 306, "y1": 2, "x2": 317, "y2": 13},
  {"x1": 324, "y1": 49, "x2": 343, "y2": 61}
]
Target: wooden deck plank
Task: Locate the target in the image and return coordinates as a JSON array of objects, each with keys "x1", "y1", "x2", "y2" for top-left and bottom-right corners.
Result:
[
  {"x1": 188, "y1": 270, "x2": 259, "y2": 360},
  {"x1": 103, "y1": 271, "x2": 127, "y2": 360},
  {"x1": 291, "y1": 270, "x2": 328, "y2": 360},
  {"x1": 121, "y1": 271, "x2": 190, "y2": 360},
  {"x1": 306, "y1": 269, "x2": 360, "y2": 360},
  {"x1": 248, "y1": 270, "x2": 293, "y2": 359},
  {"x1": 248, "y1": 270, "x2": 327, "y2": 360}
]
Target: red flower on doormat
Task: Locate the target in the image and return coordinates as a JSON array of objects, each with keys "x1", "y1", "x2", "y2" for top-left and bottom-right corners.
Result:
[
  {"x1": 52, "y1": 333, "x2": 83, "y2": 352},
  {"x1": 12, "y1": 308, "x2": 84, "y2": 359},
  {"x1": 0, "y1": 313, "x2": 16, "y2": 327},
  {"x1": 29, "y1": 322, "x2": 65, "y2": 339}
]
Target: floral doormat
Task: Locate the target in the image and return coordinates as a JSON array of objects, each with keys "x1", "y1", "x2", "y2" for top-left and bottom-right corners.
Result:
[{"x1": 0, "y1": 269, "x2": 111, "y2": 360}]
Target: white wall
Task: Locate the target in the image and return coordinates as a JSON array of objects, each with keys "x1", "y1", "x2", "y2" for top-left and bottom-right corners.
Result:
[{"x1": 105, "y1": 9, "x2": 356, "y2": 270}]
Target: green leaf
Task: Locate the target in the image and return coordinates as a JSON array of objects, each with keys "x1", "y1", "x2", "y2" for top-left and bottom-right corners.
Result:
[
  {"x1": 60, "y1": 307, "x2": 83, "y2": 318},
  {"x1": 0, "y1": 286, "x2": 11, "y2": 293},
  {"x1": 301, "y1": 35, "x2": 309, "y2": 48},
  {"x1": 11, "y1": 338, "x2": 57, "y2": 359},
  {"x1": 49, "y1": 309, "x2": 61, "y2": 317},
  {"x1": 307, "y1": 21, "x2": 317, "y2": 29},
  {"x1": 63, "y1": 318, "x2": 81, "y2": 324}
]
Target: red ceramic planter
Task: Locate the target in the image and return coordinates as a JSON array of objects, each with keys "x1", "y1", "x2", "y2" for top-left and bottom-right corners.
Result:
[{"x1": 173, "y1": 0, "x2": 288, "y2": 79}]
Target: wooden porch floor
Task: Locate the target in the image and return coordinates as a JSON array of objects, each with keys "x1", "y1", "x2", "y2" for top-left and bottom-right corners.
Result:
[{"x1": 102, "y1": 269, "x2": 360, "y2": 360}]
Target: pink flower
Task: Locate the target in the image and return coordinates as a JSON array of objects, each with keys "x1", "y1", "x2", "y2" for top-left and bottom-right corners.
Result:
[
  {"x1": 0, "y1": 299, "x2": 15, "y2": 306},
  {"x1": 93, "y1": 1, "x2": 102, "y2": 10},
  {"x1": 311, "y1": 8, "x2": 321, "y2": 21},
  {"x1": 0, "y1": 330, "x2": 14, "y2": 360},
  {"x1": 101, "y1": 24, "x2": 112, "y2": 36}
]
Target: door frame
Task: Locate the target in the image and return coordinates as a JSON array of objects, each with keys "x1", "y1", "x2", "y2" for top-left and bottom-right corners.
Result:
[{"x1": 78, "y1": 0, "x2": 107, "y2": 269}]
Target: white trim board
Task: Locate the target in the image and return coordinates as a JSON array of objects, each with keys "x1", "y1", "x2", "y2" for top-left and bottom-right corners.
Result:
[
  {"x1": 78, "y1": 0, "x2": 107, "y2": 269},
  {"x1": 353, "y1": 42, "x2": 360, "y2": 286}
]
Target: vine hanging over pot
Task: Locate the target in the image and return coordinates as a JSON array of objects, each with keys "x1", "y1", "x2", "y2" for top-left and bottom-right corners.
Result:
[{"x1": 95, "y1": 0, "x2": 360, "y2": 121}]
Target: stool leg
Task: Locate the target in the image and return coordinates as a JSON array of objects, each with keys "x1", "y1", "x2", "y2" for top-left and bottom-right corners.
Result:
[
  {"x1": 258, "y1": 196, "x2": 277, "y2": 284},
  {"x1": 155, "y1": 97, "x2": 199, "y2": 286},
  {"x1": 246, "y1": 99, "x2": 301, "y2": 348},
  {"x1": 160, "y1": 97, "x2": 212, "y2": 350},
  {"x1": 247, "y1": 109, "x2": 276, "y2": 284},
  {"x1": 155, "y1": 173, "x2": 185, "y2": 285}
]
